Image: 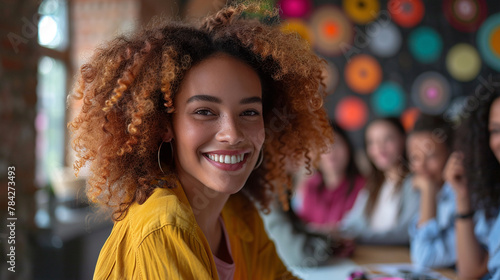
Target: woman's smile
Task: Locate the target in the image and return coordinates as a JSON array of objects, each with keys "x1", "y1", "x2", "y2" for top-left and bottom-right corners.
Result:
[{"x1": 203, "y1": 150, "x2": 251, "y2": 171}]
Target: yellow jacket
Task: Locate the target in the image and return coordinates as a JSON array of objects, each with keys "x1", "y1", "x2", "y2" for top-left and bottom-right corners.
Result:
[{"x1": 94, "y1": 182, "x2": 300, "y2": 280}]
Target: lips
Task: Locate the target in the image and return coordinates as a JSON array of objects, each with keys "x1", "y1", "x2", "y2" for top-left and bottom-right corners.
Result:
[{"x1": 203, "y1": 151, "x2": 250, "y2": 171}]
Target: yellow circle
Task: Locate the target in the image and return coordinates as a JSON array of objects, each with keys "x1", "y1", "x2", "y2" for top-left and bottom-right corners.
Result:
[
  {"x1": 446, "y1": 43, "x2": 481, "y2": 82},
  {"x1": 281, "y1": 19, "x2": 313, "y2": 45},
  {"x1": 343, "y1": 0, "x2": 380, "y2": 24},
  {"x1": 490, "y1": 26, "x2": 500, "y2": 57}
]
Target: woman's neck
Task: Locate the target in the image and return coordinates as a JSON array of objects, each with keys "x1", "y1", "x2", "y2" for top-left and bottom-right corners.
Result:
[
  {"x1": 384, "y1": 166, "x2": 402, "y2": 182},
  {"x1": 180, "y1": 179, "x2": 230, "y2": 257},
  {"x1": 321, "y1": 170, "x2": 345, "y2": 189}
]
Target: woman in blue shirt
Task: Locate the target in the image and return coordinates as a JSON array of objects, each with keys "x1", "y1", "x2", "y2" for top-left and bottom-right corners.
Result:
[
  {"x1": 406, "y1": 114, "x2": 493, "y2": 270},
  {"x1": 444, "y1": 77, "x2": 500, "y2": 279},
  {"x1": 407, "y1": 114, "x2": 454, "y2": 268}
]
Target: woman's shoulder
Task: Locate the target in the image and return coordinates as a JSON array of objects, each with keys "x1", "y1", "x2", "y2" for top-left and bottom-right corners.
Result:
[{"x1": 126, "y1": 186, "x2": 199, "y2": 241}]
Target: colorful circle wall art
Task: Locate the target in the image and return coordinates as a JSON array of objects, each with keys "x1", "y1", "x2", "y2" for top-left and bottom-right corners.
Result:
[
  {"x1": 277, "y1": 0, "x2": 312, "y2": 18},
  {"x1": 401, "y1": 107, "x2": 420, "y2": 131},
  {"x1": 345, "y1": 54, "x2": 382, "y2": 94},
  {"x1": 343, "y1": 0, "x2": 380, "y2": 25},
  {"x1": 281, "y1": 19, "x2": 313, "y2": 45},
  {"x1": 320, "y1": 61, "x2": 339, "y2": 95},
  {"x1": 371, "y1": 81, "x2": 406, "y2": 116},
  {"x1": 444, "y1": 0, "x2": 487, "y2": 32},
  {"x1": 368, "y1": 22, "x2": 402, "y2": 57},
  {"x1": 408, "y1": 27, "x2": 443, "y2": 64},
  {"x1": 477, "y1": 13, "x2": 500, "y2": 72},
  {"x1": 335, "y1": 96, "x2": 368, "y2": 131},
  {"x1": 310, "y1": 5, "x2": 354, "y2": 56},
  {"x1": 446, "y1": 43, "x2": 481, "y2": 82},
  {"x1": 388, "y1": 0, "x2": 425, "y2": 28},
  {"x1": 411, "y1": 72, "x2": 451, "y2": 115}
]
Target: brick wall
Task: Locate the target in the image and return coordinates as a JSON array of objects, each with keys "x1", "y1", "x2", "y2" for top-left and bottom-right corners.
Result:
[{"x1": 0, "y1": 0, "x2": 39, "y2": 278}]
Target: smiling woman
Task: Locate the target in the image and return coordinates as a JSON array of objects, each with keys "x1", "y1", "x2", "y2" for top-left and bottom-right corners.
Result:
[{"x1": 67, "y1": 3, "x2": 333, "y2": 279}]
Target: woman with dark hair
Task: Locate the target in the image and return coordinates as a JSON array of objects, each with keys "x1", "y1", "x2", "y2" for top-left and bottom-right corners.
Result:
[
  {"x1": 296, "y1": 122, "x2": 366, "y2": 230},
  {"x1": 444, "y1": 77, "x2": 500, "y2": 279},
  {"x1": 68, "y1": 3, "x2": 333, "y2": 279},
  {"x1": 340, "y1": 117, "x2": 419, "y2": 244},
  {"x1": 260, "y1": 122, "x2": 363, "y2": 267}
]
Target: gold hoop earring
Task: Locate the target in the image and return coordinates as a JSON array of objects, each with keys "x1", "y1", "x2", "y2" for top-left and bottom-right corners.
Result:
[
  {"x1": 158, "y1": 141, "x2": 174, "y2": 175},
  {"x1": 254, "y1": 149, "x2": 263, "y2": 170}
]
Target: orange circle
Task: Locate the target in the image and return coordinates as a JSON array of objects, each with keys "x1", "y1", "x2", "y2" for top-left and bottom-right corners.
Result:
[
  {"x1": 323, "y1": 21, "x2": 339, "y2": 37},
  {"x1": 310, "y1": 5, "x2": 354, "y2": 56},
  {"x1": 491, "y1": 27, "x2": 500, "y2": 57},
  {"x1": 401, "y1": 107, "x2": 420, "y2": 131},
  {"x1": 335, "y1": 97, "x2": 368, "y2": 131},
  {"x1": 345, "y1": 54, "x2": 382, "y2": 94},
  {"x1": 388, "y1": 0, "x2": 425, "y2": 28}
]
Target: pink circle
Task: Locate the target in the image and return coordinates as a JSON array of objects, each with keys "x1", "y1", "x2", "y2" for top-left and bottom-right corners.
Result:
[
  {"x1": 278, "y1": 0, "x2": 312, "y2": 18},
  {"x1": 454, "y1": 0, "x2": 477, "y2": 21},
  {"x1": 426, "y1": 87, "x2": 438, "y2": 99}
]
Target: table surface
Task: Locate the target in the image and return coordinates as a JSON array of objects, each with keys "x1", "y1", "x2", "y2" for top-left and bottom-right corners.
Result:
[
  {"x1": 291, "y1": 245, "x2": 458, "y2": 280},
  {"x1": 352, "y1": 245, "x2": 457, "y2": 279}
]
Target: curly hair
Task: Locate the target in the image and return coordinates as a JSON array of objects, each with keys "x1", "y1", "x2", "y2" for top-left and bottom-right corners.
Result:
[
  {"x1": 68, "y1": 3, "x2": 333, "y2": 221},
  {"x1": 455, "y1": 76, "x2": 500, "y2": 216}
]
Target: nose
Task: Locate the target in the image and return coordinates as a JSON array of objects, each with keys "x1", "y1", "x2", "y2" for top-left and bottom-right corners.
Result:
[{"x1": 215, "y1": 115, "x2": 244, "y2": 145}]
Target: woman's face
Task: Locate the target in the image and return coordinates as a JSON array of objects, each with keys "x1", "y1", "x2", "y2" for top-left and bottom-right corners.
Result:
[
  {"x1": 407, "y1": 131, "x2": 449, "y2": 184},
  {"x1": 365, "y1": 120, "x2": 405, "y2": 172},
  {"x1": 489, "y1": 97, "x2": 500, "y2": 163},
  {"x1": 320, "y1": 134, "x2": 350, "y2": 175},
  {"x1": 169, "y1": 53, "x2": 265, "y2": 194}
]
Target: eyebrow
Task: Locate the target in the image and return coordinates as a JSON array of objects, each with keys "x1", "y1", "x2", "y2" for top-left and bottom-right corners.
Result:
[
  {"x1": 187, "y1": 95, "x2": 221, "y2": 104},
  {"x1": 240, "y1": 96, "x2": 262, "y2": 105},
  {"x1": 186, "y1": 95, "x2": 262, "y2": 105}
]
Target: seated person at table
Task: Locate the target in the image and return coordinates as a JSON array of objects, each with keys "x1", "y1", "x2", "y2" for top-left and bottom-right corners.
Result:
[
  {"x1": 406, "y1": 114, "x2": 455, "y2": 268},
  {"x1": 340, "y1": 117, "x2": 419, "y2": 244},
  {"x1": 444, "y1": 78, "x2": 500, "y2": 279},
  {"x1": 296, "y1": 122, "x2": 366, "y2": 231},
  {"x1": 261, "y1": 122, "x2": 363, "y2": 267}
]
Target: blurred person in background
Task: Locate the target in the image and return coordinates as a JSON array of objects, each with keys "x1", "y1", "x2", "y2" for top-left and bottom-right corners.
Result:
[
  {"x1": 406, "y1": 114, "x2": 457, "y2": 268},
  {"x1": 340, "y1": 117, "x2": 419, "y2": 244},
  {"x1": 444, "y1": 77, "x2": 500, "y2": 279},
  {"x1": 296, "y1": 121, "x2": 366, "y2": 231},
  {"x1": 261, "y1": 122, "x2": 363, "y2": 267}
]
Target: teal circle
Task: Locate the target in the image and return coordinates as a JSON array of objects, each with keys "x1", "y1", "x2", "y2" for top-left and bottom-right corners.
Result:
[
  {"x1": 477, "y1": 13, "x2": 500, "y2": 72},
  {"x1": 408, "y1": 27, "x2": 443, "y2": 64},
  {"x1": 372, "y1": 82, "x2": 406, "y2": 116}
]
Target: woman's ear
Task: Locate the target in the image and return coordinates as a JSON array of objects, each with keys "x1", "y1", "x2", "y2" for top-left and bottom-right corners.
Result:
[{"x1": 162, "y1": 127, "x2": 173, "y2": 142}]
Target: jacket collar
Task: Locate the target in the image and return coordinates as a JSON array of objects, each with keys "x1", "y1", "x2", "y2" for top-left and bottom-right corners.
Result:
[{"x1": 156, "y1": 176, "x2": 254, "y2": 242}]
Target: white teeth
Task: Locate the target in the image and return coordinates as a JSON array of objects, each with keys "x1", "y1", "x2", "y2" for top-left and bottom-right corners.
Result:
[{"x1": 207, "y1": 153, "x2": 245, "y2": 164}]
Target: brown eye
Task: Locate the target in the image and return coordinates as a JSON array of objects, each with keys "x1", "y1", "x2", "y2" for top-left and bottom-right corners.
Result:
[
  {"x1": 241, "y1": 110, "x2": 260, "y2": 116},
  {"x1": 194, "y1": 109, "x2": 215, "y2": 116}
]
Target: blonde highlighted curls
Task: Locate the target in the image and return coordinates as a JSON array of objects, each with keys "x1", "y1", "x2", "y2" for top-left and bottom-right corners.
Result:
[{"x1": 68, "y1": 3, "x2": 334, "y2": 221}]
